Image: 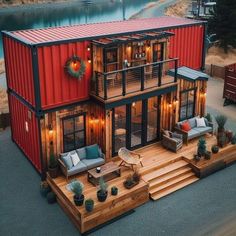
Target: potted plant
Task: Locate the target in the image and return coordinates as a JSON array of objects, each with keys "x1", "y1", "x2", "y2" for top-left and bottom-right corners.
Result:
[
  {"x1": 46, "y1": 191, "x2": 56, "y2": 204},
  {"x1": 97, "y1": 177, "x2": 108, "y2": 202},
  {"x1": 85, "y1": 199, "x2": 94, "y2": 212},
  {"x1": 132, "y1": 170, "x2": 141, "y2": 183},
  {"x1": 48, "y1": 150, "x2": 58, "y2": 178},
  {"x1": 123, "y1": 171, "x2": 140, "y2": 189},
  {"x1": 111, "y1": 186, "x2": 118, "y2": 196},
  {"x1": 215, "y1": 115, "x2": 227, "y2": 133},
  {"x1": 194, "y1": 154, "x2": 201, "y2": 162},
  {"x1": 70, "y1": 180, "x2": 84, "y2": 206},
  {"x1": 211, "y1": 145, "x2": 219, "y2": 154},
  {"x1": 197, "y1": 137, "x2": 206, "y2": 157},
  {"x1": 40, "y1": 181, "x2": 51, "y2": 197},
  {"x1": 218, "y1": 133, "x2": 227, "y2": 148},
  {"x1": 204, "y1": 151, "x2": 212, "y2": 160},
  {"x1": 231, "y1": 134, "x2": 236, "y2": 145}
]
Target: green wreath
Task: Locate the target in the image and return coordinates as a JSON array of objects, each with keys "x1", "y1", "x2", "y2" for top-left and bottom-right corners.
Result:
[{"x1": 65, "y1": 55, "x2": 86, "y2": 79}]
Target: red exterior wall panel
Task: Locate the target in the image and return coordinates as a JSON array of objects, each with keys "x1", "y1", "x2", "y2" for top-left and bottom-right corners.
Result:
[
  {"x1": 169, "y1": 25, "x2": 204, "y2": 70},
  {"x1": 9, "y1": 94, "x2": 41, "y2": 172},
  {"x1": 3, "y1": 36, "x2": 35, "y2": 106},
  {"x1": 37, "y1": 41, "x2": 91, "y2": 109}
]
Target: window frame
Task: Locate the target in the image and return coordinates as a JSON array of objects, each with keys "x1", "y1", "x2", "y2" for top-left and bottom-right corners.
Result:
[
  {"x1": 179, "y1": 88, "x2": 196, "y2": 121},
  {"x1": 62, "y1": 113, "x2": 86, "y2": 152}
]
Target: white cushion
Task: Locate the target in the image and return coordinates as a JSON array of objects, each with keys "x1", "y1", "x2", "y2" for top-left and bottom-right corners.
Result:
[
  {"x1": 196, "y1": 117, "x2": 206, "y2": 127},
  {"x1": 70, "y1": 152, "x2": 80, "y2": 166}
]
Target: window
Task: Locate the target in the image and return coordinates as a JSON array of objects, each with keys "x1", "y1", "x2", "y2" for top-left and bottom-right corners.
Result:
[
  {"x1": 63, "y1": 114, "x2": 86, "y2": 152},
  {"x1": 180, "y1": 89, "x2": 196, "y2": 121}
]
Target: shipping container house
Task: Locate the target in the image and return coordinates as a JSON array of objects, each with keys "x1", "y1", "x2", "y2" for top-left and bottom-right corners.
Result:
[{"x1": 2, "y1": 17, "x2": 209, "y2": 178}]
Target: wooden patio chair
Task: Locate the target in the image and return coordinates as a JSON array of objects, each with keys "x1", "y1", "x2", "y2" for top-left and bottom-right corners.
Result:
[{"x1": 118, "y1": 147, "x2": 144, "y2": 171}]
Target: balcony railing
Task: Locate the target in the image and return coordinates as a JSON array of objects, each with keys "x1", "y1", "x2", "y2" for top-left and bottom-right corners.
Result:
[{"x1": 91, "y1": 58, "x2": 178, "y2": 100}]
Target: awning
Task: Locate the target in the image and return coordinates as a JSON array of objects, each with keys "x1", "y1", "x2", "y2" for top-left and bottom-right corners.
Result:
[
  {"x1": 92, "y1": 31, "x2": 174, "y2": 47},
  {"x1": 168, "y1": 66, "x2": 210, "y2": 81}
]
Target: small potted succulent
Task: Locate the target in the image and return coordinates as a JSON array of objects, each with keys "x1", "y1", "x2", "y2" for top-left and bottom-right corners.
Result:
[
  {"x1": 204, "y1": 150, "x2": 212, "y2": 160},
  {"x1": 111, "y1": 186, "x2": 118, "y2": 196},
  {"x1": 194, "y1": 154, "x2": 201, "y2": 162},
  {"x1": 48, "y1": 151, "x2": 58, "y2": 178},
  {"x1": 40, "y1": 181, "x2": 51, "y2": 197},
  {"x1": 46, "y1": 191, "x2": 57, "y2": 204},
  {"x1": 218, "y1": 133, "x2": 227, "y2": 148},
  {"x1": 197, "y1": 137, "x2": 206, "y2": 157},
  {"x1": 231, "y1": 134, "x2": 236, "y2": 145},
  {"x1": 85, "y1": 199, "x2": 94, "y2": 212},
  {"x1": 97, "y1": 177, "x2": 108, "y2": 202},
  {"x1": 211, "y1": 145, "x2": 219, "y2": 154},
  {"x1": 70, "y1": 180, "x2": 84, "y2": 206},
  {"x1": 123, "y1": 171, "x2": 140, "y2": 189}
]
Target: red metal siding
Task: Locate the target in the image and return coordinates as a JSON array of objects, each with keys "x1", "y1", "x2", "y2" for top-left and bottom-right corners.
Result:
[
  {"x1": 37, "y1": 41, "x2": 91, "y2": 109},
  {"x1": 3, "y1": 36, "x2": 35, "y2": 106},
  {"x1": 9, "y1": 94, "x2": 41, "y2": 172},
  {"x1": 169, "y1": 25, "x2": 204, "y2": 70}
]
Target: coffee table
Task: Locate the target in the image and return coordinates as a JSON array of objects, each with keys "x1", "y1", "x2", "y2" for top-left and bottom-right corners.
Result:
[{"x1": 87, "y1": 162, "x2": 121, "y2": 186}]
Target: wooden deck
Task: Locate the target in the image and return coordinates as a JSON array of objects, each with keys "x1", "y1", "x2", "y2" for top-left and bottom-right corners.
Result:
[{"x1": 47, "y1": 135, "x2": 236, "y2": 233}]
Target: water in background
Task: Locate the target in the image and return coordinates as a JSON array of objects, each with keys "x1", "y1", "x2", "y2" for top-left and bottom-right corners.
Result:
[{"x1": 0, "y1": 0, "x2": 156, "y2": 58}]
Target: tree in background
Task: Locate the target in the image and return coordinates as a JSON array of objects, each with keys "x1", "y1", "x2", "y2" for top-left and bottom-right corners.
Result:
[{"x1": 208, "y1": 0, "x2": 236, "y2": 53}]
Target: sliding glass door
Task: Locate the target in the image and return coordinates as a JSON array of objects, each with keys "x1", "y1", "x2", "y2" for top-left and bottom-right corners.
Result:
[{"x1": 112, "y1": 96, "x2": 160, "y2": 156}]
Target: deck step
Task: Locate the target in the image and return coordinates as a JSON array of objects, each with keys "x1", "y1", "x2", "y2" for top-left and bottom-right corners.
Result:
[
  {"x1": 149, "y1": 171, "x2": 195, "y2": 194},
  {"x1": 140, "y1": 156, "x2": 182, "y2": 175},
  {"x1": 150, "y1": 176, "x2": 199, "y2": 200},
  {"x1": 142, "y1": 160, "x2": 188, "y2": 182},
  {"x1": 149, "y1": 166, "x2": 192, "y2": 189}
]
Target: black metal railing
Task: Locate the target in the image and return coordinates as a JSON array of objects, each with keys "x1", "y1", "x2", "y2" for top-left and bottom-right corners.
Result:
[{"x1": 91, "y1": 58, "x2": 178, "y2": 100}]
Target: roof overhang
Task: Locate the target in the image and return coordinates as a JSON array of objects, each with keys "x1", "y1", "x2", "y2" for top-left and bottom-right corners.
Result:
[
  {"x1": 168, "y1": 66, "x2": 210, "y2": 82},
  {"x1": 92, "y1": 31, "x2": 175, "y2": 47}
]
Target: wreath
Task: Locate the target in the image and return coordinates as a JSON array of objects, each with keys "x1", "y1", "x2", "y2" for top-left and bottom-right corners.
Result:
[{"x1": 65, "y1": 55, "x2": 86, "y2": 79}]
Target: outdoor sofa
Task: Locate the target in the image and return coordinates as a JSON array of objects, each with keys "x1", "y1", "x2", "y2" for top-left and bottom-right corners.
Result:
[
  {"x1": 174, "y1": 116, "x2": 213, "y2": 145},
  {"x1": 59, "y1": 144, "x2": 105, "y2": 181}
]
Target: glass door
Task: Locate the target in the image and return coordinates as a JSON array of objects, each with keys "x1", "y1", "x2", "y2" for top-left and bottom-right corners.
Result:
[{"x1": 130, "y1": 101, "x2": 142, "y2": 148}]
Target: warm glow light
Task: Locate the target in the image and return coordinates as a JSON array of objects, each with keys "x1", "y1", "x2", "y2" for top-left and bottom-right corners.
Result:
[
  {"x1": 132, "y1": 102, "x2": 136, "y2": 107},
  {"x1": 87, "y1": 45, "x2": 91, "y2": 51},
  {"x1": 88, "y1": 58, "x2": 91, "y2": 64},
  {"x1": 168, "y1": 103, "x2": 172, "y2": 108},
  {"x1": 101, "y1": 119, "x2": 105, "y2": 125}
]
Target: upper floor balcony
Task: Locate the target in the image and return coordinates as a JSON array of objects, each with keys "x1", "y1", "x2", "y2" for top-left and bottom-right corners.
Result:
[{"x1": 90, "y1": 58, "x2": 178, "y2": 101}]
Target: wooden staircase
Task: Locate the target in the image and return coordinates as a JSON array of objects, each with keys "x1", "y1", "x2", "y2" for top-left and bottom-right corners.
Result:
[{"x1": 141, "y1": 158, "x2": 199, "y2": 200}]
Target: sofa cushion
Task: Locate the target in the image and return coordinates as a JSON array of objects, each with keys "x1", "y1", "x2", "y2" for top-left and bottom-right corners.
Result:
[
  {"x1": 70, "y1": 152, "x2": 80, "y2": 166},
  {"x1": 68, "y1": 161, "x2": 87, "y2": 175},
  {"x1": 61, "y1": 153, "x2": 73, "y2": 170},
  {"x1": 196, "y1": 117, "x2": 206, "y2": 127},
  {"x1": 181, "y1": 121, "x2": 191, "y2": 132},
  {"x1": 193, "y1": 126, "x2": 212, "y2": 135},
  {"x1": 86, "y1": 144, "x2": 100, "y2": 159},
  {"x1": 204, "y1": 118, "x2": 209, "y2": 126},
  {"x1": 172, "y1": 132, "x2": 183, "y2": 140},
  {"x1": 188, "y1": 129, "x2": 201, "y2": 139},
  {"x1": 76, "y1": 147, "x2": 87, "y2": 160},
  {"x1": 82, "y1": 158, "x2": 105, "y2": 169},
  {"x1": 188, "y1": 117, "x2": 196, "y2": 128}
]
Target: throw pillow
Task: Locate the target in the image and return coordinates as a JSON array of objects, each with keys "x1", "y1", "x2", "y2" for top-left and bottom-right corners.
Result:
[
  {"x1": 181, "y1": 121, "x2": 191, "y2": 132},
  {"x1": 70, "y1": 152, "x2": 80, "y2": 166},
  {"x1": 163, "y1": 130, "x2": 170, "y2": 137},
  {"x1": 188, "y1": 117, "x2": 196, "y2": 128},
  {"x1": 196, "y1": 117, "x2": 206, "y2": 127},
  {"x1": 76, "y1": 147, "x2": 86, "y2": 160},
  {"x1": 86, "y1": 144, "x2": 99, "y2": 159},
  {"x1": 61, "y1": 153, "x2": 73, "y2": 170}
]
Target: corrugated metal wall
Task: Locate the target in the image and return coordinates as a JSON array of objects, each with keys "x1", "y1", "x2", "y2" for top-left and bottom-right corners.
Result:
[
  {"x1": 169, "y1": 25, "x2": 204, "y2": 70},
  {"x1": 9, "y1": 94, "x2": 41, "y2": 172},
  {"x1": 3, "y1": 36, "x2": 35, "y2": 106},
  {"x1": 37, "y1": 41, "x2": 91, "y2": 109}
]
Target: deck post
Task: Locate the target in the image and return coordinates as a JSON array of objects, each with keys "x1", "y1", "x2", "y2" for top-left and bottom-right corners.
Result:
[
  {"x1": 122, "y1": 71, "x2": 126, "y2": 96},
  {"x1": 174, "y1": 60, "x2": 178, "y2": 82},
  {"x1": 158, "y1": 63, "x2": 162, "y2": 87},
  {"x1": 104, "y1": 74, "x2": 107, "y2": 100},
  {"x1": 141, "y1": 67, "x2": 145, "y2": 91}
]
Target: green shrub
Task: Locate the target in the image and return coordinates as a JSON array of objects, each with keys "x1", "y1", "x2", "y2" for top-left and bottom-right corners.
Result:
[
  {"x1": 98, "y1": 177, "x2": 108, "y2": 194},
  {"x1": 70, "y1": 180, "x2": 84, "y2": 197},
  {"x1": 197, "y1": 137, "x2": 206, "y2": 156},
  {"x1": 215, "y1": 115, "x2": 227, "y2": 131}
]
